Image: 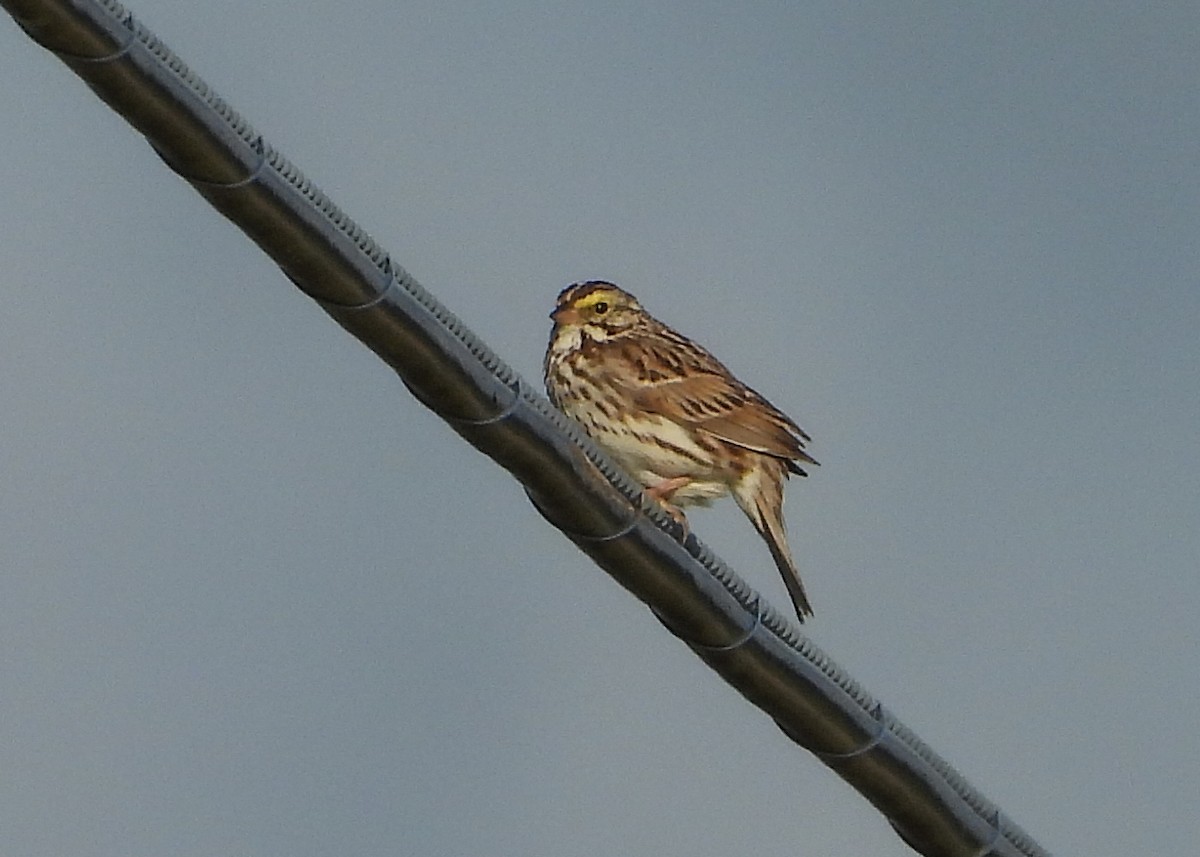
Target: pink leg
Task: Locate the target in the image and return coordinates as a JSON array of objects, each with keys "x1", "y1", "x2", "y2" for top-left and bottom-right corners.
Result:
[
  {"x1": 644, "y1": 475, "x2": 692, "y2": 502},
  {"x1": 644, "y1": 476, "x2": 691, "y2": 537}
]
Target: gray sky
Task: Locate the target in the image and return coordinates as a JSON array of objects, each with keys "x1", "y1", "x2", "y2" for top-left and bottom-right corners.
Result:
[{"x1": 2, "y1": 2, "x2": 1197, "y2": 855}]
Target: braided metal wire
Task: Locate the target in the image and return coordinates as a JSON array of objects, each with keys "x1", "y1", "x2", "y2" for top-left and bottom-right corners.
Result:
[{"x1": 2, "y1": 2, "x2": 1052, "y2": 855}]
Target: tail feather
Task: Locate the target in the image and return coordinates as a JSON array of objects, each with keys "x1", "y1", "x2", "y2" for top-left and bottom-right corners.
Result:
[
  {"x1": 758, "y1": 505, "x2": 813, "y2": 620},
  {"x1": 734, "y1": 464, "x2": 813, "y2": 621}
]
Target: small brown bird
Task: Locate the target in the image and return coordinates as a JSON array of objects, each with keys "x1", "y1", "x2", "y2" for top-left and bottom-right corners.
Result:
[{"x1": 544, "y1": 280, "x2": 818, "y2": 620}]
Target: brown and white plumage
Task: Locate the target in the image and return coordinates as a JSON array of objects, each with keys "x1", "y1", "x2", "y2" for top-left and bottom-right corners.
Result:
[{"x1": 544, "y1": 280, "x2": 818, "y2": 620}]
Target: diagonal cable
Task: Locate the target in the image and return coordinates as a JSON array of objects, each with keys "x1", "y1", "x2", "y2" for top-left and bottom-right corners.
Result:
[{"x1": 2, "y1": 2, "x2": 1052, "y2": 855}]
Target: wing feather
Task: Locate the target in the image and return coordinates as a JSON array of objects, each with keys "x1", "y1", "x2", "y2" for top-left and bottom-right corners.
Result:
[{"x1": 607, "y1": 336, "x2": 817, "y2": 471}]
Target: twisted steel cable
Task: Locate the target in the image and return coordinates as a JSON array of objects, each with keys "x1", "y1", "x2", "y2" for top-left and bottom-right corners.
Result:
[{"x1": 2, "y1": 2, "x2": 1051, "y2": 855}]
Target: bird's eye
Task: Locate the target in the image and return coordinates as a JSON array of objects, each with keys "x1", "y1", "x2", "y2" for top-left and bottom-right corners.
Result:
[{"x1": 593, "y1": 301, "x2": 609, "y2": 314}]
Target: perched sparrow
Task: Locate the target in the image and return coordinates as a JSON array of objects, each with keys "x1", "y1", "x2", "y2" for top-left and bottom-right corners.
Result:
[{"x1": 544, "y1": 280, "x2": 818, "y2": 621}]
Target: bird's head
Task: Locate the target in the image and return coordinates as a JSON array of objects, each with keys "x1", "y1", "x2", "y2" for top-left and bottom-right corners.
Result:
[{"x1": 550, "y1": 281, "x2": 645, "y2": 340}]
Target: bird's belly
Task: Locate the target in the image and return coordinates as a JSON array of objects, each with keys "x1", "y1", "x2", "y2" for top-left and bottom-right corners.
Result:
[{"x1": 578, "y1": 412, "x2": 731, "y2": 507}]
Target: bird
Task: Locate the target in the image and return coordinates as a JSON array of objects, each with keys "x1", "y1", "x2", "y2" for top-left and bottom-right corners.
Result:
[{"x1": 543, "y1": 280, "x2": 818, "y2": 621}]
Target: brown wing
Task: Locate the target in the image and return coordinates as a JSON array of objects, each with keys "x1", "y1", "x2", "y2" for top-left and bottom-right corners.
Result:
[{"x1": 609, "y1": 335, "x2": 817, "y2": 472}]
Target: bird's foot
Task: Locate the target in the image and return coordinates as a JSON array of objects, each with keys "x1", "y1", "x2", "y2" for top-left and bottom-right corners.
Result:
[{"x1": 645, "y1": 477, "x2": 691, "y2": 540}]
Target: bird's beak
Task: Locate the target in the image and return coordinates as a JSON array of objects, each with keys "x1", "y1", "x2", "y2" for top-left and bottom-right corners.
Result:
[{"x1": 550, "y1": 305, "x2": 579, "y2": 324}]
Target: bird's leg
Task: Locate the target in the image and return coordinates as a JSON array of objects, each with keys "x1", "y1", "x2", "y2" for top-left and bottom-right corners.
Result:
[
  {"x1": 644, "y1": 475, "x2": 691, "y2": 502},
  {"x1": 644, "y1": 476, "x2": 691, "y2": 538}
]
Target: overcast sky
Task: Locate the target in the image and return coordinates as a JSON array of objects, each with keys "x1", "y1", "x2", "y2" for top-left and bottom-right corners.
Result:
[{"x1": 2, "y1": 2, "x2": 1197, "y2": 855}]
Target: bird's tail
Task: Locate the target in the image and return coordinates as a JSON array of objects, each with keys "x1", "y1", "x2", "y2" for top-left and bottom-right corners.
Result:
[{"x1": 735, "y1": 465, "x2": 814, "y2": 621}]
